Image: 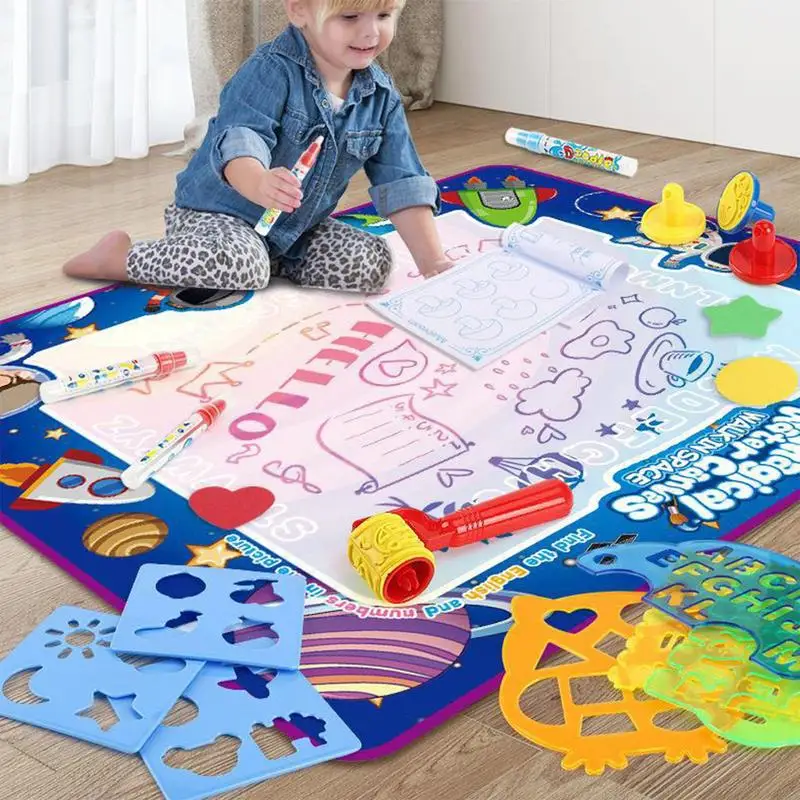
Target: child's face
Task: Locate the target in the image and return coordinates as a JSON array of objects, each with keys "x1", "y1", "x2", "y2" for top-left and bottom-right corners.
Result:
[{"x1": 303, "y1": 3, "x2": 399, "y2": 74}]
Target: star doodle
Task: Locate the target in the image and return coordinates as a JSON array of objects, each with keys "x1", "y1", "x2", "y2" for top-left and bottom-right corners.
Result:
[
  {"x1": 420, "y1": 379, "x2": 457, "y2": 400},
  {"x1": 436, "y1": 363, "x2": 457, "y2": 375},
  {"x1": 44, "y1": 427, "x2": 68, "y2": 440},
  {"x1": 64, "y1": 324, "x2": 99, "y2": 340},
  {"x1": 597, "y1": 206, "x2": 638, "y2": 222},
  {"x1": 596, "y1": 423, "x2": 618, "y2": 437},
  {"x1": 186, "y1": 538, "x2": 242, "y2": 568},
  {"x1": 703, "y1": 296, "x2": 782, "y2": 339},
  {"x1": 622, "y1": 399, "x2": 641, "y2": 411}
]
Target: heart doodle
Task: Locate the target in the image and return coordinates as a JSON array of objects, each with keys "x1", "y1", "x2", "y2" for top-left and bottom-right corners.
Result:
[
  {"x1": 437, "y1": 468, "x2": 474, "y2": 489},
  {"x1": 226, "y1": 443, "x2": 262, "y2": 465},
  {"x1": 189, "y1": 486, "x2": 275, "y2": 530},
  {"x1": 360, "y1": 340, "x2": 428, "y2": 387},
  {"x1": 379, "y1": 359, "x2": 418, "y2": 379},
  {"x1": 522, "y1": 426, "x2": 536, "y2": 436},
  {"x1": 537, "y1": 424, "x2": 567, "y2": 445}
]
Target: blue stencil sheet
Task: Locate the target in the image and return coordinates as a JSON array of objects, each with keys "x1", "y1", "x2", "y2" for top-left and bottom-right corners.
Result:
[
  {"x1": 0, "y1": 606, "x2": 203, "y2": 753},
  {"x1": 111, "y1": 566, "x2": 306, "y2": 670},
  {"x1": 577, "y1": 540, "x2": 800, "y2": 679},
  {"x1": 141, "y1": 663, "x2": 361, "y2": 800}
]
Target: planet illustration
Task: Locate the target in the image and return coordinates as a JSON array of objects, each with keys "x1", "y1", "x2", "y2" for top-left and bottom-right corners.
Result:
[
  {"x1": 18, "y1": 296, "x2": 95, "y2": 329},
  {"x1": 299, "y1": 603, "x2": 472, "y2": 705},
  {"x1": 82, "y1": 512, "x2": 168, "y2": 557},
  {"x1": 0, "y1": 366, "x2": 49, "y2": 419}
]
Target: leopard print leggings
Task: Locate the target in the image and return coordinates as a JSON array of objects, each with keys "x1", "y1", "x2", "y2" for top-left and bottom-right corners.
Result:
[{"x1": 127, "y1": 204, "x2": 393, "y2": 293}]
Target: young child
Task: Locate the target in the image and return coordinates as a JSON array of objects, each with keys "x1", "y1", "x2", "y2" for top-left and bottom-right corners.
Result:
[{"x1": 62, "y1": 0, "x2": 452, "y2": 293}]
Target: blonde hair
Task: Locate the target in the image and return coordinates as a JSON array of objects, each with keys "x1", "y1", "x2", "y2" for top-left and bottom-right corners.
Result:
[{"x1": 315, "y1": 0, "x2": 405, "y2": 24}]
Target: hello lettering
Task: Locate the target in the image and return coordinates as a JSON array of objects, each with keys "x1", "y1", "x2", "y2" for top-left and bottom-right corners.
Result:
[{"x1": 228, "y1": 319, "x2": 393, "y2": 441}]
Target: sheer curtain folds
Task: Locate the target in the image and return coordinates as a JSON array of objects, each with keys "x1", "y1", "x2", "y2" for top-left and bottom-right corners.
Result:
[{"x1": 0, "y1": 0, "x2": 194, "y2": 184}]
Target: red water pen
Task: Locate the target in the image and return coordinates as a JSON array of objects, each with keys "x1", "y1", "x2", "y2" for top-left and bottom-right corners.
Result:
[{"x1": 121, "y1": 399, "x2": 226, "y2": 490}]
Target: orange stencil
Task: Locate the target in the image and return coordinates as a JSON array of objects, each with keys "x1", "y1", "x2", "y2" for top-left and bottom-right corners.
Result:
[{"x1": 499, "y1": 591, "x2": 727, "y2": 775}]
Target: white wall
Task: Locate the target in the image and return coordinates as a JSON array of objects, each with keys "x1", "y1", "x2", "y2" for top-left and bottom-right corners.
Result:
[{"x1": 435, "y1": 0, "x2": 800, "y2": 158}]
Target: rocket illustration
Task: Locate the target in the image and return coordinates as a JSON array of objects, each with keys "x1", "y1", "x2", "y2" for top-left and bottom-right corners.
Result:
[{"x1": 0, "y1": 449, "x2": 154, "y2": 510}]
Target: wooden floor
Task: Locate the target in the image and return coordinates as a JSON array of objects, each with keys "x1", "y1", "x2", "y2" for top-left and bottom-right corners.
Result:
[{"x1": 1, "y1": 103, "x2": 799, "y2": 800}]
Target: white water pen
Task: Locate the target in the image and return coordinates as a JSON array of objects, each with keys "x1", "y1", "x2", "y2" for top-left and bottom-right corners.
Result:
[{"x1": 505, "y1": 128, "x2": 638, "y2": 178}]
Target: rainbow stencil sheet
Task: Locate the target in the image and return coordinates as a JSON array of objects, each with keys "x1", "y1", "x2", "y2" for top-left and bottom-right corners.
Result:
[{"x1": 1, "y1": 166, "x2": 799, "y2": 757}]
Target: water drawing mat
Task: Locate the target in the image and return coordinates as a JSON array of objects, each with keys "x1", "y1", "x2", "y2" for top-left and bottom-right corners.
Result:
[{"x1": 1, "y1": 165, "x2": 799, "y2": 759}]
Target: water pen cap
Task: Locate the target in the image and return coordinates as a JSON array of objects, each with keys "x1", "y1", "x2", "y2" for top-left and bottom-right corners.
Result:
[
  {"x1": 38, "y1": 380, "x2": 60, "y2": 404},
  {"x1": 153, "y1": 348, "x2": 200, "y2": 375},
  {"x1": 198, "y1": 398, "x2": 227, "y2": 427},
  {"x1": 617, "y1": 156, "x2": 639, "y2": 178},
  {"x1": 301, "y1": 136, "x2": 324, "y2": 167},
  {"x1": 505, "y1": 127, "x2": 529, "y2": 145}
]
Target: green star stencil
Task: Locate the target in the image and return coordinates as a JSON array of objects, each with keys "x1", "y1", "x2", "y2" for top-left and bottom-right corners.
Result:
[{"x1": 702, "y1": 296, "x2": 782, "y2": 339}]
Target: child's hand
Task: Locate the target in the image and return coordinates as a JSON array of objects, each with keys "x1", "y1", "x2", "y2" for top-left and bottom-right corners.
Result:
[
  {"x1": 255, "y1": 167, "x2": 303, "y2": 212},
  {"x1": 420, "y1": 259, "x2": 453, "y2": 279}
]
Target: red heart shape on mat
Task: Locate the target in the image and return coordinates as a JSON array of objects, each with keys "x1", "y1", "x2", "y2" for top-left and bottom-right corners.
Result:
[{"x1": 189, "y1": 486, "x2": 275, "y2": 530}]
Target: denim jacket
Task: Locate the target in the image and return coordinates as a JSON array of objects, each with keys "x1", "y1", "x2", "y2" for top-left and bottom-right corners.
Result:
[{"x1": 174, "y1": 25, "x2": 441, "y2": 262}]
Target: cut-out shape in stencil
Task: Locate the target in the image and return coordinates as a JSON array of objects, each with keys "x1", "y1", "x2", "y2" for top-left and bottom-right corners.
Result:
[
  {"x1": 140, "y1": 663, "x2": 361, "y2": 800},
  {"x1": 136, "y1": 611, "x2": 203, "y2": 639},
  {"x1": 229, "y1": 579, "x2": 283, "y2": 607},
  {"x1": 222, "y1": 619, "x2": 278, "y2": 650},
  {"x1": 157, "y1": 573, "x2": 207, "y2": 600},
  {"x1": 252, "y1": 722, "x2": 298, "y2": 760},
  {"x1": 112, "y1": 566, "x2": 305, "y2": 670},
  {"x1": 0, "y1": 606, "x2": 203, "y2": 753},
  {"x1": 163, "y1": 697, "x2": 201, "y2": 728},
  {"x1": 613, "y1": 609, "x2": 800, "y2": 749},
  {"x1": 3, "y1": 667, "x2": 47, "y2": 705},
  {"x1": 218, "y1": 667, "x2": 277, "y2": 700},
  {"x1": 77, "y1": 691, "x2": 138, "y2": 731},
  {"x1": 577, "y1": 540, "x2": 800, "y2": 679},
  {"x1": 498, "y1": 591, "x2": 726, "y2": 775}
]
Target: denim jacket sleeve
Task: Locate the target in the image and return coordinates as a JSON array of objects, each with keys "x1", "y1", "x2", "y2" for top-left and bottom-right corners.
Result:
[
  {"x1": 209, "y1": 53, "x2": 289, "y2": 181},
  {"x1": 365, "y1": 98, "x2": 441, "y2": 218}
]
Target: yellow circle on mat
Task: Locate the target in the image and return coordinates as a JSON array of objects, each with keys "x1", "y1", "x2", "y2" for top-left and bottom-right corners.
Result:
[{"x1": 716, "y1": 357, "x2": 799, "y2": 407}]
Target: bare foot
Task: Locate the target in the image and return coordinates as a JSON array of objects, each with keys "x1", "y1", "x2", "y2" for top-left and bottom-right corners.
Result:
[{"x1": 62, "y1": 231, "x2": 132, "y2": 281}]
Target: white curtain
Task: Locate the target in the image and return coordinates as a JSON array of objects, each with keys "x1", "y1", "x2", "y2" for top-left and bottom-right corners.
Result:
[{"x1": 0, "y1": 0, "x2": 195, "y2": 185}]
